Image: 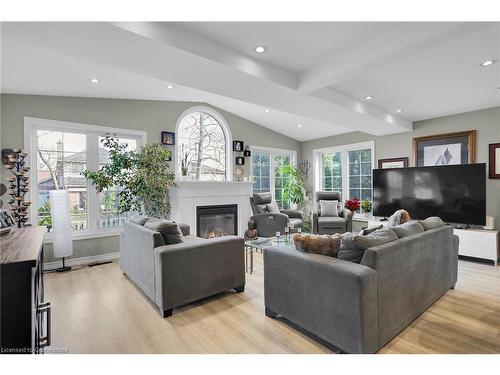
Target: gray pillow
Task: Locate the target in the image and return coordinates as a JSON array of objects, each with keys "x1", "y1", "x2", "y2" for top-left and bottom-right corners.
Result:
[
  {"x1": 267, "y1": 201, "x2": 280, "y2": 213},
  {"x1": 391, "y1": 221, "x2": 424, "y2": 239},
  {"x1": 418, "y1": 217, "x2": 446, "y2": 231},
  {"x1": 359, "y1": 224, "x2": 383, "y2": 235},
  {"x1": 129, "y1": 215, "x2": 149, "y2": 226},
  {"x1": 320, "y1": 200, "x2": 339, "y2": 217},
  {"x1": 338, "y1": 228, "x2": 398, "y2": 263},
  {"x1": 144, "y1": 218, "x2": 184, "y2": 244}
]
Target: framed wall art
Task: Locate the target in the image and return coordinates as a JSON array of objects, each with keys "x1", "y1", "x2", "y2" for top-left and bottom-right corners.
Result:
[
  {"x1": 160, "y1": 131, "x2": 175, "y2": 146},
  {"x1": 412, "y1": 130, "x2": 476, "y2": 167},
  {"x1": 489, "y1": 143, "x2": 500, "y2": 179},
  {"x1": 378, "y1": 157, "x2": 409, "y2": 169}
]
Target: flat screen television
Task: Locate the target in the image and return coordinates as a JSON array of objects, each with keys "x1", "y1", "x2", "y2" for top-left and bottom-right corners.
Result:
[{"x1": 373, "y1": 163, "x2": 486, "y2": 225}]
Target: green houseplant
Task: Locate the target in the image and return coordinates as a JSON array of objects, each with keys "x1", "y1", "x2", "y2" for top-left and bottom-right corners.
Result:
[
  {"x1": 83, "y1": 137, "x2": 176, "y2": 219},
  {"x1": 281, "y1": 164, "x2": 311, "y2": 231},
  {"x1": 361, "y1": 199, "x2": 372, "y2": 216}
]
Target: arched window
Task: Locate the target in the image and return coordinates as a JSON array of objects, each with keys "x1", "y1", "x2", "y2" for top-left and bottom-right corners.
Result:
[{"x1": 176, "y1": 107, "x2": 231, "y2": 181}]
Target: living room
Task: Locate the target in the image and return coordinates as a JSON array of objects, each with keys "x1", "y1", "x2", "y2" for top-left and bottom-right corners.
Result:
[{"x1": 1, "y1": 1, "x2": 499, "y2": 371}]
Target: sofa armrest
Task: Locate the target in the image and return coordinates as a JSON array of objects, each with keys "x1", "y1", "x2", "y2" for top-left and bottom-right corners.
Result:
[
  {"x1": 341, "y1": 208, "x2": 354, "y2": 232},
  {"x1": 280, "y1": 209, "x2": 303, "y2": 220},
  {"x1": 251, "y1": 212, "x2": 289, "y2": 237},
  {"x1": 311, "y1": 211, "x2": 319, "y2": 233},
  {"x1": 177, "y1": 222, "x2": 190, "y2": 236},
  {"x1": 153, "y1": 236, "x2": 245, "y2": 311},
  {"x1": 264, "y1": 246, "x2": 378, "y2": 353}
]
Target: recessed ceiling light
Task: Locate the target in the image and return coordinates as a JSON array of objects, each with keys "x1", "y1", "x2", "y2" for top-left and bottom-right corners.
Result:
[
  {"x1": 254, "y1": 46, "x2": 267, "y2": 54},
  {"x1": 167, "y1": 84, "x2": 174, "y2": 89},
  {"x1": 481, "y1": 59, "x2": 496, "y2": 67},
  {"x1": 89, "y1": 78, "x2": 100, "y2": 83},
  {"x1": 297, "y1": 124, "x2": 302, "y2": 128},
  {"x1": 365, "y1": 95, "x2": 374, "y2": 100},
  {"x1": 264, "y1": 108, "x2": 270, "y2": 113},
  {"x1": 395, "y1": 109, "x2": 403, "y2": 113}
]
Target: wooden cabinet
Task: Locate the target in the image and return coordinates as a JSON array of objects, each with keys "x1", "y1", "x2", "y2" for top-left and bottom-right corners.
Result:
[{"x1": 0, "y1": 227, "x2": 50, "y2": 353}]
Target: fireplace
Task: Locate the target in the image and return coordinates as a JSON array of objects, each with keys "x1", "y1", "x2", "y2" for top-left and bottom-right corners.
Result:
[{"x1": 196, "y1": 204, "x2": 238, "y2": 239}]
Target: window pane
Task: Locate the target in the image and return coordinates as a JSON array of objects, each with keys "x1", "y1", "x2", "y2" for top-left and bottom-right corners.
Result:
[
  {"x1": 361, "y1": 189, "x2": 372, "y2": 201},
  {"x1": 361, "y1": 162, "x2": 372, "y2": 175},
  {"x1": 349, "y1": 151, "x2": 360, "y2": 163},
  {"x1": 349, "y1": 163, "x2": 360, "y2": 176},
  {"x1": 349, "y1": 176, "x2": 360, "y2": 188},
  {"x1": 349, "y1": 189, "x2": 361, "y2": 199},
  {"x1": 332, "y1": 177, "x2": 342, "y2": 190},
  {"x1": 177, "y1": 111, "x2": 227, "y2": 181},
  {"x1": 360, "y1": 149, "x2": 371, "y2": 162},
  {"x1": 361, "y1": 176, "x2": 371, "y2": 188},
  {"x1": 261, "y1": 177, "x2": 270, "y2": 191},
  {"x1": 323, "y1": 177, "x2": 332, "y2": 191}
]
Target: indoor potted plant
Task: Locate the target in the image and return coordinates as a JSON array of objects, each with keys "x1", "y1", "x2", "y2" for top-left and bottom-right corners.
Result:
[
  {"x1": 180, "y1": 145, "x2": 190, "y2": 181},
  {"x1": 361, "y1": 199, "x2": 372, "y2": 217},
  {"x1": 281, "y1": 164, "x2": 311, "y2": 232},
  {"x1": 344, "y1": 197, "x2": 360, "y2": 213}
]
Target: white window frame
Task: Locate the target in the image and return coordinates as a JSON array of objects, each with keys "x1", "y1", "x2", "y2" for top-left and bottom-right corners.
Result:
[
  {"x1": 249, "y1": 145, "x2": 297, "y2": 205},
  {"x1": 24, "y1": 117, "x2": 147, "y2": 241},
  {"x1": 313, "y1": 141, "x2": 375, "y2": 203},
  {"x1": 174, "y1": 106, "x2": 233, "y2": 181}
]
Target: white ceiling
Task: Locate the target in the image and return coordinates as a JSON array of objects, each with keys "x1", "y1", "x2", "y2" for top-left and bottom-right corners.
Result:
[{"x1": 1, "y1": 22, "x2": 499, "y2": 141}]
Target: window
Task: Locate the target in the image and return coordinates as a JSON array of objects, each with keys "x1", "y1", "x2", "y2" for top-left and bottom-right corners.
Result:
[
  {"x1": 26, "y1": 117, "x2": 146, "y2": 237},
  {"x1": 176, "y1": 108, "x2": 231, "y2": 181},
  {"x1": 314, "y1": 142, "x2": 374, "y2": 212},
  {"x1": 251, "y1": 147, "x2": 296, "y2": 209}
]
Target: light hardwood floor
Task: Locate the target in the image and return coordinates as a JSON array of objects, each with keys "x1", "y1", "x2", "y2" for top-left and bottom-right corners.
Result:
[{"x1": 44, "y1": 254, "x2": 500, "y2": 354}]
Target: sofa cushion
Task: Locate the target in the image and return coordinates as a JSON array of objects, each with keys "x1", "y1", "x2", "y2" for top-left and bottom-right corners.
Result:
[
  {"x1": 129, "y1": 215, "x2": 149, "y2": 226},
  {"x1": 267, "y1": 201, "x2": 280, "y2": 213},
  {"x1": 391, "y1": 221, "x2": 424, "y2": 239},
  {"x1": 293, "y1": 233, "x2": 343, "y2": 257},
  {"x1": 359, "y1": 224, "x2": 383, "y2": 235},
  {"x1": 418, "y1": 216, "x2": 446, "y2": 231},
  {"x1": 318, "y1": 216, "x2": 346, "y2": 228},
  {"x1": 144, "y1": 218, "x2": 184, "y2": 244},
  {"x1": 253, "y1": 192, "x2": 272, "y2": 205},
  {"x1": 289, "y1": 218, "x2": 303, "y2": 229},
  {"x1": 320, "y1": 200, "x2": 339, "y2": 217},
  {"x1": 338, "y1": 228, "x2": 398, "y2": 263}
]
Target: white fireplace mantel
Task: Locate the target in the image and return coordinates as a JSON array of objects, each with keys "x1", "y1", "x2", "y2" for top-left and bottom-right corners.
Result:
[{"x1": 169, "y1": 181, "x2": 253, "y2": 236}]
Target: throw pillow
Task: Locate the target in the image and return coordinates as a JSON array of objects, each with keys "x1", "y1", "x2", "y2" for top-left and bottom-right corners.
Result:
[
  {"x1": 359, "y1": 224, "x2": 383, "y2": 235},
  {"x1": 320, "y1": 200, "x2": 339, "y2": 217},
  {"x1": 129, "y1": 215, "x2": 149, "y2": 226},
  {"x1": 338, "y1": 228, "x2": 398, "y2": 263},
  {"x1": 293, "y1": 233, "x2": 343, "y2": 257},
  {"x1": 418, "y1": 216, "x2": 446, "y2": 231},
  {"x1": 267, "y1": 201, "x2": 280, "y2": 213},
  {"x1": 391, "y1": 221, "x2": 424, "y2": 239},
  {"x1": 144, "y1": 218, "x2": 184, "y2": 245}
]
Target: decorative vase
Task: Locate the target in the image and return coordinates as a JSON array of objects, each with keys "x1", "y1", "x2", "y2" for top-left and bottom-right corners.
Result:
[{"x1": 4, "y1": 149, "x2": 31, "y2": 227}]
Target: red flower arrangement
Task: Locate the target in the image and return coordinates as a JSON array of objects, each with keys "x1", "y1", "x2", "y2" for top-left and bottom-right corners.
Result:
[{"x1": 344, "y1": 198, "x2": 360, "y2": 212}]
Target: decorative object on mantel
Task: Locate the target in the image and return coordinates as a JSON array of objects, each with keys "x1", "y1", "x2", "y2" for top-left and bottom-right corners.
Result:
[
  {"x1": 378, "y1": 157, "x2": 408, "y2": 169},
  {"x1": 235, "y1": 156, "x2": 245, "y2": 166},
  {"x1": 0, "y1": 209, "x2": 15, "y2": 235},
  {"x1": 413, "y1": 130, "x2": 476, "y2": 167},
  {"x1": 488, "y1": 143, "x2": 500, "y2": 179},
  {"x1": 233, "y1": 140, "x2": 244, "y2": 152},
  {"x1": 83, "y1": 137, "x2": 176, "y2": 219},
  {"x1": 234, "y1": 167, "x2": 244, "y2": 181},
  {"x1": 244, "y1": 219, "x2": 258, "y2": 240},
  {"x1": 298, "y1": 160, "x2": 311, "y2": 179},
  {"x1": 160, "y1": 131, "x2": 175, "y2": 145},
  {"x1": 2, "y1": 148, "x2": 31, "y2": 227},
  {"x1": 50, "y1": 189, "x2": 73, "y2": 272},
  {"x1": 243, "y1": 146, "x2": 251, "y2": 157}
]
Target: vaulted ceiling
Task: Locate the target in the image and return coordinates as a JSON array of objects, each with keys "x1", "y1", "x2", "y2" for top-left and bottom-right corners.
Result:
[{"x1": 1, "y1": 22, "x2": 499, "y2": 141}]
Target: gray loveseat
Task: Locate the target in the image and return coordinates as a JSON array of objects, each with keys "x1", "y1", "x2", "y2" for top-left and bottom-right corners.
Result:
[
  {"x1": 120, "y1": 221, "x2": 245, "y2": 317},
  {"x1": 312, "y1": 191, "x2": 353, "y2": 234},
  {"x1": 264, "y1": 225, "x2": 458, "y2": 353},
  {"x1": 250, "y1": 192, "x2": 303, "y2": 237}
]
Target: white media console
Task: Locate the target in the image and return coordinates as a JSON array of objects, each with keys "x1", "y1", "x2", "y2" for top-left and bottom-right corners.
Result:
[{"x1": 362, "y1": 217, "x2": 499, "y2": 265}]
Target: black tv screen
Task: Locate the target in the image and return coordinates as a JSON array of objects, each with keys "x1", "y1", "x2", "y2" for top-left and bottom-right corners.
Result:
[{"x1": 373, "y1": 163, "x2": 486, "y2": 225}]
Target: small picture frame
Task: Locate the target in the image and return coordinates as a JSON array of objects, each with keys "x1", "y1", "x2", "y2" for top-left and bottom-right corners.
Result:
[
  {"x1": 233, "y1": 140, "x2": 244, "y2": 152},
  {"x1": 235, "y1": 156, "x2": 245, "y2": 165},
  {"x1": 489, "y1": 143, "x2": 500, "y2": 179},
  {"x1": 244, "y1": 149, "x2": 251, "y2": 157},
  {"x1": 161, "y1": 131, "x2": 175, "y2": 146},
  {"x1": 378, "y1": 157, "x2": 409, "y2": 169}
]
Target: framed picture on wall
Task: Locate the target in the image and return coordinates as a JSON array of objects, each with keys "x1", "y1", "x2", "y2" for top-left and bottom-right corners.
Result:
[
  {"x1": 235, "y1": 156, "x2": 245, "y2": 165},
  {"x1": 233, "y1": 140, "x2": 244, "y2": 152},
  {"x1": 161, "y1": 131, "x2": 175, "y2": 146},
  {"x1": 489, "y1": 143, "x2": 500, "y2": 179},
  {"x1": 412, "y1": 130, "x2": 476, "y2": 167},
  {"x1": 378, "y1": 157, "x2": 409, "y2": 169}
]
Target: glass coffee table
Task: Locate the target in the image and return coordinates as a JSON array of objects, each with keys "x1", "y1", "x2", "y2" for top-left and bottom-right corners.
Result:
[{"x1": 244, "y1": 234, "x2": 297, "y2": 274}]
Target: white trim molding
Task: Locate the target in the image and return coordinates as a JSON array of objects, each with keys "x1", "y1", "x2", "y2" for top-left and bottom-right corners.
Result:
[
  {"x1": 175, "y1": 106, "x2": 233, "y2": 181},
  {"x1": 44, "y1": 252, "x2": 120, "y2": 271}
]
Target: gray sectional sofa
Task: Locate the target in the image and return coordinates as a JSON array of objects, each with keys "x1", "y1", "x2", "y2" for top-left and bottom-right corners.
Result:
[
  {"x1": 120, "y1": 221, "x2": 245, "y2": 317},
  {"x1": 263, "y1": 224, "x2": 458, "y2": 353}
]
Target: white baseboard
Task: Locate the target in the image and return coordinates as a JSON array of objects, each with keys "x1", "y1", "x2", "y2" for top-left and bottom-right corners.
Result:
[{"x1": 44, "y1": 252, "x2": 120, "y2": 271}]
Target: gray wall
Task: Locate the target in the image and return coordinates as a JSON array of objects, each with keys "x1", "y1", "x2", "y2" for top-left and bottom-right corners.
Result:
[
  {"x1": 0, "y1": 94, "x2": 299, "y2": 263},
  {"x1": 300, "y1": 106, "x2": 500, "y2": 229}
]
